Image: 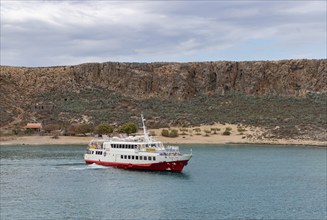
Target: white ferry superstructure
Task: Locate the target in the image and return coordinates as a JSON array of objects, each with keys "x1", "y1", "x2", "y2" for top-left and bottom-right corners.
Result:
[{"x1": 84, "y1": 115, "x2": 192, "y2": 172}]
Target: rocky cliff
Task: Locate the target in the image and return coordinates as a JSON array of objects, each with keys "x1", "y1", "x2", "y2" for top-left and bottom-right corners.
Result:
[
  {"x1": 1, "y1": 59, "x2": 326, "y2": 99},
  {"x1": 0, "y1": 59, "x2": 326, "y2": 138}
]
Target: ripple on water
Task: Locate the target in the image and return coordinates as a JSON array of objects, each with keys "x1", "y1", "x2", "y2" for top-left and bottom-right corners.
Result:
[{"x1": 0, "y1": 144, "x2": 326, "y2": 219}]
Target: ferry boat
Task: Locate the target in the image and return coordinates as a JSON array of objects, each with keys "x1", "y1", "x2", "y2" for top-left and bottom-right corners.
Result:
[{"x1": 84, "y1": 115, "x2": 192, "y2": 172}]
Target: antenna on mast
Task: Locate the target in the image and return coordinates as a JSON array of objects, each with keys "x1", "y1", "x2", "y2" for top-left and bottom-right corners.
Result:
[{"x1": 141, "y1": 114, "x2": 149, "y2": 142}]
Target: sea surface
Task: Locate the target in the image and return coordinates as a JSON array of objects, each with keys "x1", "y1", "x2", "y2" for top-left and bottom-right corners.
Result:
[{"x1": 0, "y1": 144, "x2": 326, "y2": 220}]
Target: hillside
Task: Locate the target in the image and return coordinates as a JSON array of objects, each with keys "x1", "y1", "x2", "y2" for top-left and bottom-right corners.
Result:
[{"x1": 1, "y1": 59, "x2": 326, "y2": 141}]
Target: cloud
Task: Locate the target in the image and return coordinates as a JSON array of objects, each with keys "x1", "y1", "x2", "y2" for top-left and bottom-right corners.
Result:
[{"x1": 1, "y1": 0, "x2": 326, "y2": 66}]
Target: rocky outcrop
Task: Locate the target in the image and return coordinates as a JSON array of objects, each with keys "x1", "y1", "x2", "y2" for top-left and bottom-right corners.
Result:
[
  {"x1": 0, "y1": 59, "x2": 326, "y2": 128},
  {"x1": 1, "y1": 59, "x2": 326, "y2": 100}
]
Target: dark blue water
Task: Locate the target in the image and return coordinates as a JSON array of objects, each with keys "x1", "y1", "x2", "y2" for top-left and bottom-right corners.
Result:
[{"x1": 1, "y1": 144, "x2": 326, "y2": 220}]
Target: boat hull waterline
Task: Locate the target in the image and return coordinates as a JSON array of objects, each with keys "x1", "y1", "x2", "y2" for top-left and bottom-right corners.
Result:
[{"x1": 85, "y1": 159, "x2": 189, "y2": 171}]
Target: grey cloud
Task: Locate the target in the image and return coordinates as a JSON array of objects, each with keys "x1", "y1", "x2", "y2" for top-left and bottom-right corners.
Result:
[{"x1": 1, "y1": 1, "x2": 326, "y2": 66}]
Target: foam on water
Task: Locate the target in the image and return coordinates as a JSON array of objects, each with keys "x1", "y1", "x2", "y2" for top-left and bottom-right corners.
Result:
[
  {"x1": 55, "y1": 162, "x2": 85, "y2": 167},
  {"x1": 86, "y1": 163, "x2": 108, "y2": 169},
  {"x1": 68, "y1": 163, "x2": 109, "y2": 170}
]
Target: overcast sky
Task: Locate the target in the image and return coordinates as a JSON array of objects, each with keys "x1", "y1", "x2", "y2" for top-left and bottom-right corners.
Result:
[{"x1": 1, "y1": 0, "x2": 326, "y2": 67}]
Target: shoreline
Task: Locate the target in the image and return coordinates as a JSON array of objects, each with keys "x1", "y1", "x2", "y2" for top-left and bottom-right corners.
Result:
[
  {"x1": 1, "y1": 123, "x2": 326, "y2": 147},
  {"x1": 1, "y1": 134, "x2": 326, "y2": 147}
]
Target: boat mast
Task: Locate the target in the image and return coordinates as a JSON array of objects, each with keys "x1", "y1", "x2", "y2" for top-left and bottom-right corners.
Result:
[{"x1": 141, "y1": 114, "x2": 150, "y2": 142}]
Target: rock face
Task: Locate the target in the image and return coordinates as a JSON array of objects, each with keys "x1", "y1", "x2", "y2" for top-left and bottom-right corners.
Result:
[
  {"x1": 1, "y1": 59, "x2": 326, "y2": 99},
  {"x1": 0, "y1": 59, "x2": 326, "y2": 129}
]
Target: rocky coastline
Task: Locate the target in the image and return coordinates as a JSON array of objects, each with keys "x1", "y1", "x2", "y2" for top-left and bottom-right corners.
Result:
[{"x1": 1, "y1": 59, "x2": 326, "y2": 143}]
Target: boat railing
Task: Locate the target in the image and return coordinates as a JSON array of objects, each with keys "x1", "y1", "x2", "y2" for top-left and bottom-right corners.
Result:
[
  {"x1": 88, "y1": 137, "x2": 106, "y2": 149},
  {"x1": 165, "y1": 146, "x2": 180, "y2": 154}
]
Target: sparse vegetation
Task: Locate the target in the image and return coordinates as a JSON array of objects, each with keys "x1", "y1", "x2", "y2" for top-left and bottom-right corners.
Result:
[
  {"x1": 65, "y1": 125, "x2": 77, "y2": 136},
  {"x1": 237, "y1": 127, "x2": 247, "y2": 132},
  {"x1": 1, "y1": 59, "x2": 326, "y2": 144},
  {"x1": 204, "y1": 130, "x2": 211, "y2": 137},
  {"x1": 10, "y1": 88, "x2": 326, "y2": 141},
  {"x1": 210, "y1": 128, "x2": 220, "y2": 134},
  {"x1": 179, "y1": 128, "x2": 188, "y2": 135},
  {"x1": 194, "y1": 128, "x2": 201, "y2": 135},
  {"x1": 12, "y1": 126, "x2": 22, "y2": 135}
]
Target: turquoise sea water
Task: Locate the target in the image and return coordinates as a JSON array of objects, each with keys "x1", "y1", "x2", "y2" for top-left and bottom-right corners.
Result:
[{"x1": 0, "y1": 144, "x2": 326, "y2": 220}]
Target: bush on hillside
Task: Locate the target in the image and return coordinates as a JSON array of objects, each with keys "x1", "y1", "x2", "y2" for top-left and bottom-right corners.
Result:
[
  {"x1": 118, "y1": 122, "x2": 138, "y2": 135},
  {"x1": 193, "y1": 128, "x2": 201, "y2": 135},
  {"x1": 223, "y1": 128, "x2": 231, "y2": 136},
  {"x1": 75, "y1": 124, "x2": 92, "y2": 136},
  {"x1": 169, "y1": 129, "x2": 179, "y2": 137},
  {"x1": 44, "y1": 124, "x2": 61, "y2": 133},
  {"x1": 161, "y1": 129, "x2": 179, "y2": 138},
  {"x1": 94, "y1": 123, "x2": 113, "y2": 135},
  {"x1": 204, "y1": 129, "x2": 211, "y2": 136},
  {"x1": 161, "y1": 129, "x2": 170, "y2": 137}
]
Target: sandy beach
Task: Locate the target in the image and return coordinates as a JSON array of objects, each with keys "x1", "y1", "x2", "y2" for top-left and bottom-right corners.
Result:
[
  {"x1": 1, "y1": 123, "x2": 326, "y2": 146},
  {"x1": 0, "y1": 135, "x2": 91, "y2": 146}
]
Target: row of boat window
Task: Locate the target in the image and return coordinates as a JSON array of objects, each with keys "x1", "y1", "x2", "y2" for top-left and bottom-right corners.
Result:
[
  {"x1": 111, "y1": 144, "x2": 138, "y2": 149},
  {"x1": 121, "y1": 155, "x2": 156, "y2": 161},
  {"x1": 87, "y1": 150, "x2": 156, "y2": 162},
  {"x1": 86, "y1": 150, "x2": 103, "y2": 155}
]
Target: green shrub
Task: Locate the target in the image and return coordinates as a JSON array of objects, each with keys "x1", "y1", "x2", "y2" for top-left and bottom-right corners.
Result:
[
  {"x1": 75, "y1": 124, "x2": 92, "y2": 136},
  {"x1": 161, "y1": 129, "x2": 170, "y2": 137},
  {"x1": 210, "y1": 128, "x2": 220, "y2": 134},
  {"x1": 169, "y1": 129, "x2": 179, "y2": 137},
  {"x1": 161, "y1": 129, "x2": 179, "y2": 137},
  {"x1": 94, "y1": 123, "x2": 113, "y2": 135},
  {"x1": 223, "y1": 128, "x2": 231, "y2": 136},
  {"x1": 118, "y1": 122, "x2": 138, "y2": 135}
]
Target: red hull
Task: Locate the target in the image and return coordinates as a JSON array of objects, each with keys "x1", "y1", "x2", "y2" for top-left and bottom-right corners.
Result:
[{"x1": 85, "y1": 159, "x2": 189, "y2": 172}]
